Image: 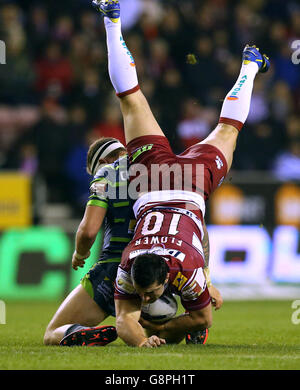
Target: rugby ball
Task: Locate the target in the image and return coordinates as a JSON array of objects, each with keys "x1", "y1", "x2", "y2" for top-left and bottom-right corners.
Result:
[{"x1": 141, "y1": 292, "x2": 178, "y2": 323}]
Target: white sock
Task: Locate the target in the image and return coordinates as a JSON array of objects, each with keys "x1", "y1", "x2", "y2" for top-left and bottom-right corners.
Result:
[
  {"x1": 104, "y1": 18, "x2": 139, "y2": 97},
  {"x1": 219, "y1": 62, "x2": 259, "y2": 131}
]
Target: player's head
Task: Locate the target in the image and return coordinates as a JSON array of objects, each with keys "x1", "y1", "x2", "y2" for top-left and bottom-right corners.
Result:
[
  {"x1": 132, "y1": 254, "x2": 169, "y2": 304},
  {"x1": 87, "y1": 137, "x2": 126, "y2": 175}
]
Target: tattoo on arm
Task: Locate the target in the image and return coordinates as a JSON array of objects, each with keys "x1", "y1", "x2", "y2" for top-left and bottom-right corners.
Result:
[{"x1": 202, "y1": 221, "x2": 210, "y2": 268}]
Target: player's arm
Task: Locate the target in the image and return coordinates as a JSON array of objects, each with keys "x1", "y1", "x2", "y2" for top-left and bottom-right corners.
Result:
[
  {"x1": 115, "y1": 298, "x2": 166, "y2": 347},
  {"x1": 73, "y1": 171, "x2": 110, "y2": 270},
  {"x1": 202, "y1": 221, "x2": 223, "y2": 310},
  {"x1": 202, "y1": 220, "x2": 213, "y2": 290},
  {"x1": 161, "y1": 305, "x2": 212, "y2": 343},
  {"x1": 202, "y1": 220, "x2": 210, "y2": 269},
  {"x1": 141, "y1": 303, "x2": 212, "y2": 344},
  {"x1": 115, "y1": 298, "x2": 147, "y2": 346},
  {"x1": 72, "y1": 205, "x2": 106, "y2": 270}
]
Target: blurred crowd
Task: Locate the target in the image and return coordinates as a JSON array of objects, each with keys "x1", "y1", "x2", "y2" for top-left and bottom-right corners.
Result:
[{"x1": 0, "y1": 0, "x2": 299, "y2": 215}]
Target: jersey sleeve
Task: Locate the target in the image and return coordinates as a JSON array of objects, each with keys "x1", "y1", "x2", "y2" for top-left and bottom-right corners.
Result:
[
  {"x1": 87, "y1": 178, "x2": 109, "y2": 209},
  {"x1": 86, "y1": 164, "x2": 116, "y2": 209},
  {"x1": 114, "y1": 266, "x2": 140, "y2": 300},
  {"x1": 172, "y1": 267, "x2": 211, "y2": 311}
]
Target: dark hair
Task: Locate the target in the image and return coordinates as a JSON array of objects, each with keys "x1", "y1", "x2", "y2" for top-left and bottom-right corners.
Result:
[
  {"x1": 132, "y1": 254, "x2": 169, "y2": 288},
  {"x1": 86, "y1": 137, "x2": 126, "y2": 175}
]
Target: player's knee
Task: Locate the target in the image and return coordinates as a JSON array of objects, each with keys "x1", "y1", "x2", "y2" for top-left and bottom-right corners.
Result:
[
  {"x1": 196, "y1": 316, "x2": 212, "y2": 330},
  {"x1": 205, "y1": 318, "x2": 213, "y2": 329},
  {"x1": 120, "y1": 90, "x2": 147, "y2": 112},
  {"x1": 216, "y1": 122, "x2": 239, "y2": 136},
  {"x1": 198, "y1": 320, "x2": 212, "y2": 331},
  {"x1": 43, "y1": 329, "x2": 59, "y2": 346},
  {"x1": 43, "y1": 331, "x2": 52, "y2": 345},
  {"x1": 43, "y1": 332, "x2": 51, "y2": 345}
]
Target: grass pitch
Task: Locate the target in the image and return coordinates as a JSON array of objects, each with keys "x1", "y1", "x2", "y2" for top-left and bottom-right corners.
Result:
[{"x1": 0, "y1": 300, "x2": 299, "y2": 370}]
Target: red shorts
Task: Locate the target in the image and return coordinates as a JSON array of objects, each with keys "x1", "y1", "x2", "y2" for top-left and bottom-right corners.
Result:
[{"x1": 127, "y1": 135, "x2": 227, "y2": 201}]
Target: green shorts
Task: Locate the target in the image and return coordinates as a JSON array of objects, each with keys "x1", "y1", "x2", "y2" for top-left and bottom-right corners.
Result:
[{"x1": 81, "y1": 261, "x2": 120, "y2": 317}]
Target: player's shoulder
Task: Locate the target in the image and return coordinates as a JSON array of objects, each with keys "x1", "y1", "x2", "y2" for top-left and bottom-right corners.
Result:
[
  {"x1": 114, "y1": 154, "x2": 129, "y2": 169},
  {"x1": 93, "y1": 163, "x2": 115, "y2": 181},
  {"x1": 91, "y1": 156, "x2": 127, "y2": 186},
  {"x1": 115, "y1": 264, "x2": 136, "y2": 296},
  {"x1": 95, "y1": 155, "x2": 128, "y2": 181}
]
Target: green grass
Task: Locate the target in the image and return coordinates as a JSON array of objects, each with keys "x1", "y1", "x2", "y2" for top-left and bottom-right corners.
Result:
[{"x1": 0, "y1": 300, "x2": 299, "y2": 370}]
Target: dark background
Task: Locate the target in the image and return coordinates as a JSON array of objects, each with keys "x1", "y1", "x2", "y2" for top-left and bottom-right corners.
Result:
[{"x1": 0, "y1": 0, "x2": 299, "y2": 218}]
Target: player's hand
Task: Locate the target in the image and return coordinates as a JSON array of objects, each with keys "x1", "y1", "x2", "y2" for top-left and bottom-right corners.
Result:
[
  {"x1": 72, "y1": 250, "x2": 90, "y2": 270},
  {"x1": 139, "y1": 335, "x2": 166, "y2": 348},
  {"x1": 208, "y1": 285, "x2": 223, "y2": 310}
]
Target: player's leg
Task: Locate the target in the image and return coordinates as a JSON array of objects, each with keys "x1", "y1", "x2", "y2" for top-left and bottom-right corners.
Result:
[
  {"x1": 200, "y1": 45, "x2": 270, "y2": 172},
  {"x1": 119, "y1": 90, "x2": 165, "y2": 143},
  {"x1": 199, "y1": 123, "x2": 239, "y2": 173},
  {"x1": 43, "y1": 284, "x2": 109, "y2": 345},
  {"x1": 92, "y1": 0, "x2": 165, "y2": 144}
]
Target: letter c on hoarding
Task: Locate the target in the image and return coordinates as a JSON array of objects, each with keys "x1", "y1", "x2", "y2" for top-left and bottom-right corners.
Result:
[{"x1": 0, "y1": 227, "x2": 70, "y2": 300}]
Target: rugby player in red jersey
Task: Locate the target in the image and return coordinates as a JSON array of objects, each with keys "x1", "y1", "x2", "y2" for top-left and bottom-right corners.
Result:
[{"x1": 93, "y1": 0, "x2": 270, "y2": 347}]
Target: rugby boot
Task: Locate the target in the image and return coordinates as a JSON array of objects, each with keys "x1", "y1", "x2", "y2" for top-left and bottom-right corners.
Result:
[
  {"x1": 60, "y1": 325, "x2": 117, "y2": 346},
  {"x1": 242, "y1": 44, "x2": 270, "y2": 73},
  {"x1": 92, "y1": 0, "x2": 120, "y2": 23},
  {"x1": 185, "y1": 329, "x2": 209, "y2": 345}
]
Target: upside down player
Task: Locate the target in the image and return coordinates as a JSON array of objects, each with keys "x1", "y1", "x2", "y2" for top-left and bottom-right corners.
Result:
[
  {"x1": 44, "y1": 137, "x2": 221, "y2": 347},
  {"x1": 93, "y1": 0, "x2": 270, "y2": 348}
]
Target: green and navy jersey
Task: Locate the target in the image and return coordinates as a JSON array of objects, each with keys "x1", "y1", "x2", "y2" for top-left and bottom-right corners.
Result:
[{"x1": 87, "y1": 155, "x2": 135, "y2": 264}]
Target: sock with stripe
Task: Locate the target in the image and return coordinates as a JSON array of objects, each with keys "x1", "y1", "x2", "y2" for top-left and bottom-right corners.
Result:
[
  {"x1": 104, "y1": 18, "x2": 139, "y2": 97},
  {"x1": 219, "y1": 62, "x2": 259, "y2": 131}
]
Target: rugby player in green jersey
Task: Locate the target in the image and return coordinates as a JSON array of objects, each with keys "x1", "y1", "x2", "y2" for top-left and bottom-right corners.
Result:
[{"x1": 44, "y1": 137, "x2": 134, "y2": 346}]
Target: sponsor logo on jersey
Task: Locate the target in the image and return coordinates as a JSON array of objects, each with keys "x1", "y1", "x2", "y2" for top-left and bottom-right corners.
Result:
[
  {"x1": 172, "y1": 272, "x2": 188, "y2": 291},
  {"x1": 131, "y1": 144, "x2": 154, "y2": 162}
]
